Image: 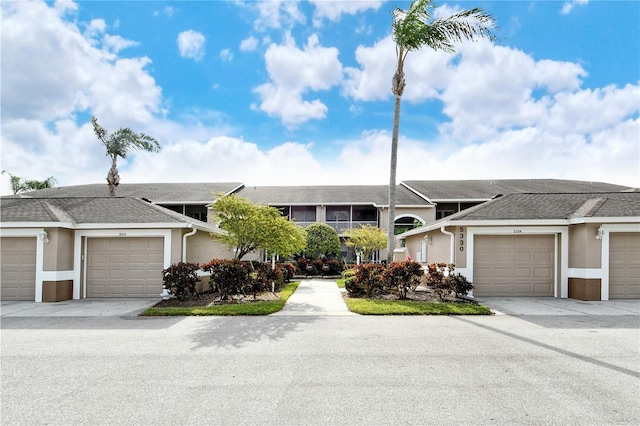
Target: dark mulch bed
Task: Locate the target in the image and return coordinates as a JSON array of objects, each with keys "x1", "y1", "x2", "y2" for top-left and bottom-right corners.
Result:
[{"x1": 152, "y1": 290, "x2": 281, "y2": 308}]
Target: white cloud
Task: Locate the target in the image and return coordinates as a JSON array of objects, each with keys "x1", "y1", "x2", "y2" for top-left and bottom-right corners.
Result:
[
  {"x1": 177, "y1": 30, "x2": 205, "y2": 61},
  {"x1": 240, "y1": 36, "x2": 259, "y2": 52},
  {"x1": 561, "y1": 0, "x2": 589, "y2": 15},
  {"x1": 154, "y1": 6, "x2": 176, "y2": 17},
  {"x1": 0, "y1": 0, "x2": 160, "y2": 123},
  {"x1": 251, "y1": 0, "x2": 305, "y2": 31},
  {"x1": 253, "y1": 33, "x2": 343, "y2": 127},
  {"x1": 310, "y1": 0, "x2": 383, "y2": 26},
  {"x1": 220, "y1": 48, "x2": 233, "y2": 62}
]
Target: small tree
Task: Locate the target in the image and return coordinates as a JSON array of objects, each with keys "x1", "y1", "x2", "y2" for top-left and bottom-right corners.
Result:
[
  {"x1": 91, "y1": 116, "x2": 160, "y2": 196},
  {"x1": 344, "y1": 224, "x2": 387, "y2": 262},
  {"x1": 304, "y1": 223, "x2": 341, "y2": 259},
  {"x1": 210, "y1": 194, "x2": 306, "y2": 260},
  {"x1": 2, "y1": 170, "x2": 56, "y2": 194}
]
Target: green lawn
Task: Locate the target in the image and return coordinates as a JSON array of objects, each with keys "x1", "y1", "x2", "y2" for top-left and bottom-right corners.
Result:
[
  {"x1": 344, "y1": 298, "x2": 492, "y2": 315},
  {"x1": 141, "y1": 282, "x2": 300, "y2": 316}
]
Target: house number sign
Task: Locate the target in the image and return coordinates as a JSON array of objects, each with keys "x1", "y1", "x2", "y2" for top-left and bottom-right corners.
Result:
[{"x1": 458, "y1": 227, "x2": 465, "y2": 252}]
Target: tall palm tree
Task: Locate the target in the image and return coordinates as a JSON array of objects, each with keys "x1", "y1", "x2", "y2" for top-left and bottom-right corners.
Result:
[
  {"x1": 91, "y1": 117, "x2": 160, "y2": 196},
  {"x1": 386, "y1": 0, "x2": 496, "y2": 261}
]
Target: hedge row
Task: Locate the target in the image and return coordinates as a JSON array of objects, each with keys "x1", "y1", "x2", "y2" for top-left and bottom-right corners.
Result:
[
  {"x1": 343, "y1": 261, "x2": 473, "y2": 300},
  {"x1": 162, "y1": 260, "x2": 296, "y2": 301}
]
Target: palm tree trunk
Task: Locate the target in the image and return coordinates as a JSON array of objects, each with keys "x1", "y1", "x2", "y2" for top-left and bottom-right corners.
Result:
[
  {"x1": 387, "y1": 94, "x2": 401, "y2": 262},
  {"x1": 387, "y1": 52, "x2": 406, "y2": 262},
  {"x1": 107, "y1": 156, "x2": 120, "y2": 196}
]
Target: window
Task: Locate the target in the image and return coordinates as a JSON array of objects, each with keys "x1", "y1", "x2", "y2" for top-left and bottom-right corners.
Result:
[
  {"x1": 326, "y1": 206, "x2": 350, "y2": 222},
  {"x1": 185, "y1": 205, "x2": 208, "y2": 222},
  {"x1": 352, "y1": 205, "x2": 377, "y2": 221},
  {"x1": 291, "y1": 206, "x2": 316, "y2": 222}
]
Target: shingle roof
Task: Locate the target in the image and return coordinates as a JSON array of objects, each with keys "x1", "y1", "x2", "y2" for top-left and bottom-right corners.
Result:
[
  {"x1": 21, "y1": 182, "x2": 244, "y2": 203},
  {"x1": 399, "y1": 192, "x2": 640, "y2": 238},
  {"x1": 402, "y1": 179, "x2": 636, "y2": 201},
  {"x1": 238, "y1": 185, "x2": 430, "y2": 206},
  {"x1": 1, "y1": 196, "x2": 217, "y2": 230},
  {"x1": 456, "y1": 192, "x2": 640, "y2": 220}
]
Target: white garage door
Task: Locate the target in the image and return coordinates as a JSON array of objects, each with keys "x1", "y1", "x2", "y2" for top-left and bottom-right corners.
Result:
[
  {"x1": 87, "y1": 237, "x2": 164, "y2": 297},
  {"x1": 609, "y1": 233, "x2": 640, "y2": 299},
  {"x1": 474, "y1": 235, "x2": 555, "y2": 297},
  {"x1": 1, "y1": 237, "x2": 37, "y2": 301}
]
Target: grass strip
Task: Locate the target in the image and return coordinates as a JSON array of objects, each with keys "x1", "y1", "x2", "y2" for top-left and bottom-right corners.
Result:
[
  {"x1": 344, "y1": 298, "x2": 492, "y2": 315},
  {"x1": 141, "y1": 282, "x2": 300, "y2": 316},
  {"x1": 336, "y1": 279, "x2": 345, "y2": 288}
]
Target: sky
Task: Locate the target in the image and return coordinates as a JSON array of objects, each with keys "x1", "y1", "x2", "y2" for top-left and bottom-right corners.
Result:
[{"x1": 1, "y1": 0, "x2": 639, "y2": 195}]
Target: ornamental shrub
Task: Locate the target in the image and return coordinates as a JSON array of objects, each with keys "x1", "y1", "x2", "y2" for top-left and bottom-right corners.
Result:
[
  {"x1": 448, "y1": 273, "x2": 474, "y2": 298},
  {"x1": 350, "y1": 263, "x2": 386, "y2": 298},
  {"x1": 423, "y1": 263, "x2": 471, "y2": 300},
  {"x1": 342, "y1": 268, "x2": 356, "y2": 292},
  {"x1": 277, "y1": 262, "x2": 296, "y2": 282},
  {"x1": 424, "y1": 262, "x2": 454, "y2": 300},
  {"x1": 311, "y1": 259, "x2": 324, "y2": 275},
  {"x1": 201, "y1": 259, "x2": 250, "y2": 300},
  {"x1": 249, "y1": 261, "x2": 283, "y2": 296},
  {"x1": 296, "y1": 257, "x2": 308, "y2": 275},
  {"x1": 162, "y1": 262, "x2": 200, "y2": 301},
  {"x1": 325, "y1": 258, "x2": 342, "y2": 275},
  {"x1": 384, "y1": 261, "x2": 424, "y2": 300}
]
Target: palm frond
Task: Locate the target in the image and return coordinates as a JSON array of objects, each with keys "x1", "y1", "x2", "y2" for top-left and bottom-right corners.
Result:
[{"x1": 392, "y1": 1, "x2": 496, "y2": 53}]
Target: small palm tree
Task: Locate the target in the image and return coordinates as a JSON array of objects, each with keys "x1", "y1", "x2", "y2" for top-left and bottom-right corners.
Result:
[
  {"x1": 2, "y1": 170, "x2": 57, "y2": 194},
  {"x1": 91, "y1": 117, "x2": 160, "y2": 196},
  {"x1": 386, "y1": 0, "x2": 497, "y2": 261}
]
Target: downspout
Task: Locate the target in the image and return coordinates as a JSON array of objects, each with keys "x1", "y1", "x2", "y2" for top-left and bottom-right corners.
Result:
[
  {"x1": 182, "y1": 224, "x2": 197, "y2": 262},
  {"x1": 440, "y1": 226, "x2": 455, "y2": 264}
]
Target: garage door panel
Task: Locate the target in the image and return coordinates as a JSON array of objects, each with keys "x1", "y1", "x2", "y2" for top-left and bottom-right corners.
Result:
[
  {"x1": 474, "y1": 235, "x2": 555, "y2": 297},
  {"x1": 87, "y1": 237, "x2": 164, "y2": 297},
  {"x1": 513, "y1": 252, "x2": 532, "y2": 262},
  {"x1": 1, "y1": 237, "x2": 37, "y2": 301},
  {"x1": 609, "y1": 233, "x2": 640, "y2": 299}
]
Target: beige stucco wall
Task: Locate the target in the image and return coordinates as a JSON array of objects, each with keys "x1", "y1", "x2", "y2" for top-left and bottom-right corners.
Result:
[
  {"x1": 185, "y1": 230, "x2": 238, "y2": 265},
  {"x1": 568, "y1": 223, "x2": 602, "y2": 268},
  {"x1": 428, "y1": 230, "x2": 453, "y2": 263},
  {"x1": 170, "y1": 229, "x2": 182, "y2": 264},
  {"x1": 404, "y1": 228, "x2": 453, "y2": 265},
  {"x1": 396, "y1": 206, "x2": 436, "y2": 225},
  {"x1": 404, "y1": 234, "x2": 423, "y2": 262},
  {"x1": 43, "y1": 228, "x2": 74, "y2": 271}
]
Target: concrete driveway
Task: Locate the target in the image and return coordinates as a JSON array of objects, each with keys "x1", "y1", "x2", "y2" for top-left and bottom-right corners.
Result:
[
  {"x1": 2, "y1": 293, "x2": 638, "y2": 318},
  {"x1": 477, "y1": 297, "x2": 640, "y2": 316},
  {"x1": 0, "y1": 298, "x2": 159, "y2": 317}
]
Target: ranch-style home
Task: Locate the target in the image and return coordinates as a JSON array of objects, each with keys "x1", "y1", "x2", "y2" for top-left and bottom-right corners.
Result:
[{"x1": 1, "y1": 179, "x2": 637, "y2": 302}]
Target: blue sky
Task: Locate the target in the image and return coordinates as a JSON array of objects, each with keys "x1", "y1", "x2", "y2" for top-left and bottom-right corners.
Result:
[{"x1": 1, "y1": 0, "x2": 639, "y2": 194}]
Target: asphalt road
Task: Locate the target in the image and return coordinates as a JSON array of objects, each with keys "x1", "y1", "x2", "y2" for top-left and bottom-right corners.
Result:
[{"x1": 2, "y1": 312, "x2": 639, "y2": 425}]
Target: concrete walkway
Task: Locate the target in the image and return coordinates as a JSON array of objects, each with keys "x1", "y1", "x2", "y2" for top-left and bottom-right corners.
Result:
[{"x1": 273, "y1": 279, "x2": 355, "y2": 316}]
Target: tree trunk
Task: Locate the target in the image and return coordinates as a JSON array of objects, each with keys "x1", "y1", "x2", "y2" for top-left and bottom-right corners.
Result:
[
  {"x1": 387, "y1": 94, "x2": 402, "y2": 262},
  {"x1": 106, "y1": 156, "x2": 120, "y2": 196},
  {"x1": 387, "y1": 52, "x2": 406, "y2": 262}
]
